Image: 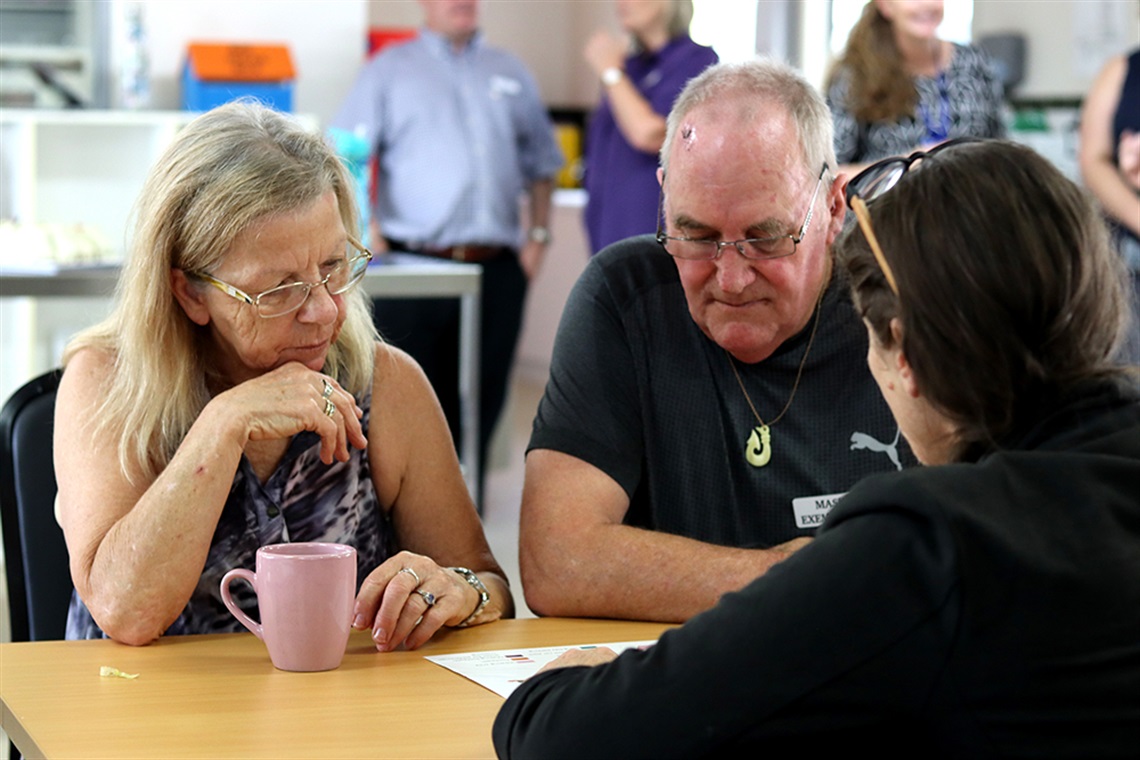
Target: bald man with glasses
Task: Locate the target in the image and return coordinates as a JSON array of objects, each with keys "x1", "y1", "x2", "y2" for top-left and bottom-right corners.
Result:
[{"x1": 520, "y1": 59, "x2": 916, "y2": 623}]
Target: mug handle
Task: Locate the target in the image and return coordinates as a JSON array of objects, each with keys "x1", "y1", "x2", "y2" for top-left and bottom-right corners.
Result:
[{"x1": 220, "y1": 568, "x2": 263, "y2": 640}]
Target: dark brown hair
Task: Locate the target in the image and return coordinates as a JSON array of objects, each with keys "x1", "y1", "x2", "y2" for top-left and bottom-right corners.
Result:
[
  {"x1": 836, "y1": 140, "x2": 1132, "y2": 460},
  {"x1": 826, "y1": 1, "x2": 916, "y2": 123}
]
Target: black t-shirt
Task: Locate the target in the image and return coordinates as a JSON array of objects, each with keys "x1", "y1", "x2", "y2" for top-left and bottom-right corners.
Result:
[{"x1": 529, "y1": 235, "x2": 914, "y2": 548}]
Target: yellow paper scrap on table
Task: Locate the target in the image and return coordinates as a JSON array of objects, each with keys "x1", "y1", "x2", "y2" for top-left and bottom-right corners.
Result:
[{"x1": 99, "y1": 666, "x2": 139, "y2": 679}]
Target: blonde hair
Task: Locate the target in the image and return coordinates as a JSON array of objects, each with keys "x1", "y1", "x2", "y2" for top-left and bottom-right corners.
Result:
[
  {"x1": 826, "y1": 1, "x2": 916, "y2": 123},
  {"x1": 64, "y1": 100, "x2": 377, "y2": 482},
  {"x1": 629, "y1": 0, "x2": 694, "y2": 52}
]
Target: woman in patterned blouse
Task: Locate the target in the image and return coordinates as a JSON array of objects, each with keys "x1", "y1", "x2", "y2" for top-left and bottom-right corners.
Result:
[{"x1": 825, "y1": 0, "x2": 1005, "y2": 175}]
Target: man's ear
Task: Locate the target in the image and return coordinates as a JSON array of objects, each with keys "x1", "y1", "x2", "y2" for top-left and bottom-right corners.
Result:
[
  {"x1": 889, "y1": 318, "x2": 921, "y2": 399},
  {"x1": 656, "y1": 167, "x2": 664, "y2": 187},
  {"x1": 823, "y1": 172, "x2": 848, "y2": 245},
  {"x1": 170, "y1": 269, "x2": 211, "y2": 326}
]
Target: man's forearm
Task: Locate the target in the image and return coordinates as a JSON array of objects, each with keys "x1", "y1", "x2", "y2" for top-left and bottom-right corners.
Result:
[{"x1": 521, "y1": 521, "x2": 808, "y2": 622}]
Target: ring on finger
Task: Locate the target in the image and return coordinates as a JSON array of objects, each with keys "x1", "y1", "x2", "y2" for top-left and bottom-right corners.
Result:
[
  {"x1": 323, "y1": 398, "x2": 336, "y2": 417},
  {"x1": 321, "y1": 378, "x2": 334, "y2": 399},
  {"x1": 398, "y1": 567, "x2": 421, "y2": 585},
  {"x1": 416, "y1": 590, "x2": 437, "y2": 607}
]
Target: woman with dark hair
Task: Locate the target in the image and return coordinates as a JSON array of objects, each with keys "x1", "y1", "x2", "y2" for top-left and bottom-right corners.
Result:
[
  {"x1": 826, "y1": 0, "x2": 1004, "y2": 174},
  {"x1": 493, "y1": 140, "x2": 1140, "y2": 758}
]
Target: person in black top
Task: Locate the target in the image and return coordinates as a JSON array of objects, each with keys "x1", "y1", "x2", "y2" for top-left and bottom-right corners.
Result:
[
  {"x1": 522, "y1": 58, "x2": 914, "y2": 624},
  {"x1": 495, "y1": 140, "x2": 1140, "y2": 758}
]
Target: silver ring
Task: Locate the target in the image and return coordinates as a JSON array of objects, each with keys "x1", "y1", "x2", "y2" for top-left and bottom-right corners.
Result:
[
  {"x1": 321, "y1": 378, "x2": 334, "y2": 399},
  {"x1": 416, "y1": 590, "x2": 437, "y2": 607},
  {"x1": 323, "y1": 398, "x2": 336, "y2": 417},
  {"x1": 398, "y1": 567, "x2": 421, "y2": 585}
]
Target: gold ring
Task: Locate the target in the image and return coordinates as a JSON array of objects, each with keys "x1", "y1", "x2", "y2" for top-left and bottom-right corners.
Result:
[
  {"x1": 323, "y1": 398, "x2": 335, "y2": 417},
  {"x1": 321, "y1": 378, "x2": 334, "y2": 399}
]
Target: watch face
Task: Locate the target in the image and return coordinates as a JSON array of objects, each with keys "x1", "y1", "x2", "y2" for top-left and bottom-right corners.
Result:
[{"x1": 602, "y1": 67, "x2": 623, "y2": 86}]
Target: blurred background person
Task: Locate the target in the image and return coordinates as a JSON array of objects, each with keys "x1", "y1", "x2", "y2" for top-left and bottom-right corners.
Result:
[
  {"x1": 582, "y1": 0, "x2": 717, "y2": 254},
  {"x1": 331, "y1": 0, "x2": 564, "y2": 505},
  {"x1": 826, "y1": 0, "x2": 1004, "y2": 174},
  {"x1": 494, "y1": 139, "x2": 1140, "y2": 758},
  {"x1": 58, "y1": 101, "x2": 512, "y2": 649},
  {"x1": 1080, "y1": 46, "x2": 1140, "y2": 364}
]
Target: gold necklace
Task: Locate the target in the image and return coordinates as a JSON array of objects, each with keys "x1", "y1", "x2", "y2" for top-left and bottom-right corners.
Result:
[{"x1": 726, "y1": 286, "x2": 825, "y2": 468}]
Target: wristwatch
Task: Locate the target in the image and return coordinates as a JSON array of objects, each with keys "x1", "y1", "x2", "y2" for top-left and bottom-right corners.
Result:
[
  {"x1": 448, "y1": 566, "x2": 492, "y2": 627},
  {"x1": 528, "y1": 226, "x2": 552, "y2": 245},
  {"x1": 601, "y1": 67, "x2": 623, "y2": 87}
]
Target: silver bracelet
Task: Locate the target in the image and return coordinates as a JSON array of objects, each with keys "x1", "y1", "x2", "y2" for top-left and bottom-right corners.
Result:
[{"x1": 448, "y1": 566, "x2": 491, "y2": 627}]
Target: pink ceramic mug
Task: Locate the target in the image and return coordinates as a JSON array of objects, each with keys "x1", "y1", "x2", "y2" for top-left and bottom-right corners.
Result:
[{"x1": 220, "y1": 542, "x2": 357, "y2": 672}]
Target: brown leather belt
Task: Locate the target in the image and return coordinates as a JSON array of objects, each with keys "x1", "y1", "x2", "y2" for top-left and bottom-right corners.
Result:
[{"x1": 400, "y1": 243, "x2": 510, "y2": 263}]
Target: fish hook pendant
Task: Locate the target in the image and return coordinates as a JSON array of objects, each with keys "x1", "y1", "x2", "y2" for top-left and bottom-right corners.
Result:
[{"x1": 745, "y1": 425, "x2": 771, "y2": 468}]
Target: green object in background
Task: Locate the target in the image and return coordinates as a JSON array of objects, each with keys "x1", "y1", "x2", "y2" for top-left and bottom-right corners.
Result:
[{"x1": 1013, "y1": 109, "x2": 1049, "y2": 132}]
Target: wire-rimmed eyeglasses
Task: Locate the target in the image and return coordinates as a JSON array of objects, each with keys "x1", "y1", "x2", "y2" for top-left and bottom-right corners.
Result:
[
  {"x1": 190, "y1": 236, "x2": 373, "y2": 318},
  {"x1": 656, "y1": 163, "x2": 829, "y2": 261},
  {"x1": 846, "y1": 138, "x2": 981, "y2": 295}
]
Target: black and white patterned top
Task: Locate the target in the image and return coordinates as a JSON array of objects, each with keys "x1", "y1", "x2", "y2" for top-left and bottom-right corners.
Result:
[
  {"x1": 65, "y1": 387, "x2": 392, "y2": 639},
  {"x1": 828, "y1": 43, "x2": 1006, "y2": 165}
]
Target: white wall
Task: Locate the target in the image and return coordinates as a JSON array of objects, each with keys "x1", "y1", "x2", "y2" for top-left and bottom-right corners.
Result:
[
  {"x1": 364, "y1": 0, "x2": 608, "y2": 108},
  {"x1": 137, "y1": 0, "x2": 368, "y2": 124},
  {"x1": 973, "y1": 0, "x2": 1138, "y2": 99}
]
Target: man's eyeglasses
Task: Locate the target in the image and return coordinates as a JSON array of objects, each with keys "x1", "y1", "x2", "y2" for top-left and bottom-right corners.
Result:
[
  {"x1": 191, "y1": 237, "x2": 373, "y2": 318},
  {"x1": 845, "y1": 138, "x2": 980, "y2": 295},
  {"x1": 656, "y1": 163, "x2": 829, "y2": 261}
]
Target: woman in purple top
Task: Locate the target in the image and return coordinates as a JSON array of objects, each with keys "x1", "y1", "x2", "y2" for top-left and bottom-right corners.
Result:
[{"x1": 582, "y1": 0, "x2": 717, "y2": 254}]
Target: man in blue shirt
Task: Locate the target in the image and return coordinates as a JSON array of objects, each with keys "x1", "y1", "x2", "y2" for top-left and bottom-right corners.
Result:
[{"x1": 332, "y1": 0, "x2": 563, "y2": 503}]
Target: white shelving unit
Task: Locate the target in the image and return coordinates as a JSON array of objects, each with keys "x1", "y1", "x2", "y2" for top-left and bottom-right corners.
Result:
[
  {"x1": 0, "y1": 109, "x2": 196, "y2": 245},
  {"x1": 1, "y1": 110, "x2": 203, "y2": 405}
]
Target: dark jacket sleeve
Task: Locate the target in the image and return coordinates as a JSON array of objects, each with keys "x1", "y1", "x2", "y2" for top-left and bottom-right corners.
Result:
[{"x1": 493, "y1": 498, "x2": 960, "y2": 759}]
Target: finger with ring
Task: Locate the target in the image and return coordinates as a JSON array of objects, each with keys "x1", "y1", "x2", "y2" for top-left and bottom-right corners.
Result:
[
  {"x1": 324, "y1": 398, "x2": 336, "y2": 417},
  {"x1": 416, "y1": 590, "x2": 437, "y2": 607},
  {"x1": 398, "y1": 567, "x2": 421, "y2": 585},
  {"x1": 321, "y1": 378, "x2": 334, "y2": 399}
]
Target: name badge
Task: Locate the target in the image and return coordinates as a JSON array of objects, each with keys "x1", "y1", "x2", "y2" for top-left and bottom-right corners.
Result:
[
  {"x1": 792, "y1": 492, "x2": 846, "y2": 529},
  {"x1": 490, "y1": 75, "x2": 522, "y2": 99}
]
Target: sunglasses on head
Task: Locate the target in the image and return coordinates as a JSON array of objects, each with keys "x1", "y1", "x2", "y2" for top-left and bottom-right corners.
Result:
[{"x1": 845, "y1": 138, "x2": 982, "y2": 295}]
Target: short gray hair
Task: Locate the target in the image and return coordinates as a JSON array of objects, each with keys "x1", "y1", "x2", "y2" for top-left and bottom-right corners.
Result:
[{"x1": 661, "y1": 58, "x2": 836, "y2": 178}]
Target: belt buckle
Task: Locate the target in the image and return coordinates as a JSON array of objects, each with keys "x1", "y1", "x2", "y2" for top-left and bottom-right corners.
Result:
[{"x1": 452, "y1": 246, "x2": 467, "y2": 261}]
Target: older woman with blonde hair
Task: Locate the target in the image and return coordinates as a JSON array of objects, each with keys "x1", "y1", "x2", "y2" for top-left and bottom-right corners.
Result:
[
  {"x1": 582, "y1": 0, "x2": 717, "y2": 253},
  {"x1": 58, "y1": 100, "x2": 512, "y2": 647}
]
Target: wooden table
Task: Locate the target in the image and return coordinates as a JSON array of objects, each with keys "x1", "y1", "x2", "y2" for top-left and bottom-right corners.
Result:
[{"x1": 0, "y1": 617, "x2": 669, "y2": 759}]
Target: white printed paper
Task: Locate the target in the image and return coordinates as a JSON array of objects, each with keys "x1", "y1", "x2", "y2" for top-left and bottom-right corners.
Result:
[{"x1": 425, "y1": 640, "x2": 658, "y2": 698}]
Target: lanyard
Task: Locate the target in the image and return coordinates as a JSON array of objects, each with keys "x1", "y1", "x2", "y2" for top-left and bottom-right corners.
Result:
[{"x1": 918, "y1": 72, "x2": 951, "y2": 143}]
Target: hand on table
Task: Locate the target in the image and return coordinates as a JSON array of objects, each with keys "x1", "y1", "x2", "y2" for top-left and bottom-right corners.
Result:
[
  {"x1": 537, "y1": 646, "x2": 619, "y2": 674},
  {"x1": 214, "y1": 362, "x2": 366, "y2": 465},
  {"x1": 354, "y1": 551, "x2": 479, "y2": 651}
]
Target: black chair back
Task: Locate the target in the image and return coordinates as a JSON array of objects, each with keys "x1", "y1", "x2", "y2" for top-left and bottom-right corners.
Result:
[{"x1": 0, "y1": 368, "x2": 71, "y2": 641}]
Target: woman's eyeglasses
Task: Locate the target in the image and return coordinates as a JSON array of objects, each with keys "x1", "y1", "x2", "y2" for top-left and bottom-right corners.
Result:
[
  {"x1": 191, "y1": 237, "x2": 373, "y2": 318},
  {"x1": 845, "y1": 138, "x2": 981, "y2": 295}
]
